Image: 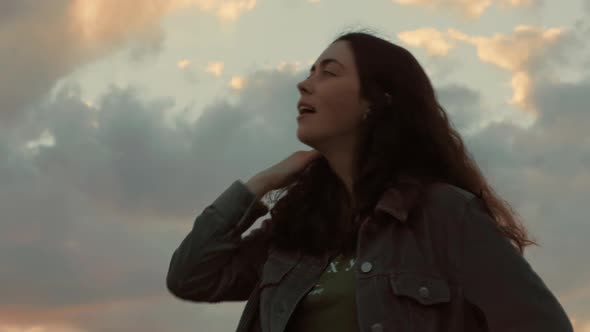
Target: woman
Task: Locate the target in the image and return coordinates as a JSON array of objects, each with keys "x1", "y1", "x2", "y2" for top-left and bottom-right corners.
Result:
[{"x1": 166, "y1": 31, "x2": 574, "y2": 332}]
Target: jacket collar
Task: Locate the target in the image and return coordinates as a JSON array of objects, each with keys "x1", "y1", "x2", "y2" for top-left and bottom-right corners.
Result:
[
  {"x1": 372, "y1": 175, "x2": 424, "y2": 223},
  {"x1": 318, "y1": 176, "x2": 425, "y2": 264}
]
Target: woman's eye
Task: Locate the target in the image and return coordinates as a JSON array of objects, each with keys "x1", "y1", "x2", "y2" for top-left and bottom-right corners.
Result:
[{"x1": 305, "y1": 71, "x2": 335, "y2": 79}]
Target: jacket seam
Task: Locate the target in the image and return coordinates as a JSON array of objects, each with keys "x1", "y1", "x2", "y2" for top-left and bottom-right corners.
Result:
[{"x1": 456, "y1": 195, "x2": 475, "y2": 290}]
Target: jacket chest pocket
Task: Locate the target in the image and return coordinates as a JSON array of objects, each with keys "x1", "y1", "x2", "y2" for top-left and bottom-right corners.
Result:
[
  {"x1": 257, "y1": 250, "x2": 300, "y2": 332},
  {"x1": 390, "y1": 271, "x2": 452, "y2": 332},
  {"x1": 258, "y1": 249, "x2": 299, "y2": 290}
]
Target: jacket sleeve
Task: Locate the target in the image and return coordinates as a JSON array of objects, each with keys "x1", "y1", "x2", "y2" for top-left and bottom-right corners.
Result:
[
  {"x1": 166, "y1": 180, "x2": 273, "y2": 303},
  {"x1": 458, "y1": 196, "x2": 574, "y2": 331}
]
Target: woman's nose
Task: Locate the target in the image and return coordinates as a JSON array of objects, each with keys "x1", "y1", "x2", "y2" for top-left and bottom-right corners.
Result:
[{"x1": 297, "y1": 79, "x2": 310, "y2": 94}]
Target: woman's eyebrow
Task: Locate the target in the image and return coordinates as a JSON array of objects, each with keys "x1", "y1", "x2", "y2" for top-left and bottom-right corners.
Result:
[{"x1": 309, "y1": 58, "x2": 344, "y2": 73}]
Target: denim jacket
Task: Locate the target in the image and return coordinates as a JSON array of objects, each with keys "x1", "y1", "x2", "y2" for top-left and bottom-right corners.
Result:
[{"x1": 166, "y1": 179, "x2": 573, "y2": 332}]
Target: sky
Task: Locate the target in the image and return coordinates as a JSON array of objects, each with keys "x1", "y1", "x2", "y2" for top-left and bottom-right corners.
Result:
[{"x1": 0, "y1": 0, "x2": 589, "y2": 330}]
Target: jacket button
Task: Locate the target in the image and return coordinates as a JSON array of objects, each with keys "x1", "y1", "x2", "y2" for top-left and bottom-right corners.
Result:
[
  {"x1": 371, "y1": 323, "x2": 383, "y2": 332},
  {"x1": 418, "y1": 286, "x2": 430, "y2": 298},
  {"x1": 360, "y1": 261, "x2": 373, "y2": 273}
]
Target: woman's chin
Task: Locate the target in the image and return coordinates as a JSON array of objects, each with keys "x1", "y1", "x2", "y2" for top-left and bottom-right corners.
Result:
[{"x1": 297, "y1": 131, "x2": 316, "y2": 145}]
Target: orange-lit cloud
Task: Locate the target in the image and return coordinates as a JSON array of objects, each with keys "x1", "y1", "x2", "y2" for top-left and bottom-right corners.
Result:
[
  {"x1": 448, "y1": 25, "x2": 564, "y2": 113},
  {"x1": 205, "y1": 61, "x2": 225, "y2": 77},
  {"x1": 398, "y1": 25, "x2": 567, "y2": 114},
  {"x1": 0, "y1": 324, "x2": 84, "y2": 332},
  {"x1": 270, "y1": 60, "x2": 310, "y2": 73},
  {"x1": 398, "y1": 28, "x2": 456, "y2": 56},
  {"x1": 0, "y1": 295, "x2": 165, "y2": 328},
  {"x1": 229, "y1": 75, "x2": 246, "y2": 90},
  {"x1": 216, "y1": 0, "x2": 257, "y2": 21},
  {"x1": 69, "y1": 0, "x2": 257, "y2": 47},
  {"x1": 571, "y1": 316, "x2": 590, "y2": 332},
  {"x1": 392, "y1": 0, "x2": 538, "y2": 18},
  {"x1": 177, "y1": 59, "x2": 192, "y2": 69}
]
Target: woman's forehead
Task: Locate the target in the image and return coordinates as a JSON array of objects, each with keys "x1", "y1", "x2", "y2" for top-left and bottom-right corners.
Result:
[{"x1": 314, "y1": 41, "x2": 355, "y2": 70}]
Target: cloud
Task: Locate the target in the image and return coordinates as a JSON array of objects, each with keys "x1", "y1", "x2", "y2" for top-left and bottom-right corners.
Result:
[
  {"x1": 177, "y1": 59, "x2": 192, "y2": 69},
  {"x1": 68, "y1": 0, "x2": 256, "y2": 44},
  {"x1": 398, "y1": 25, "x2": 568, "y2": 115},
  {"x1": 436, "y1": 83, "x2": 487, "y2": 132},
  {"x1": 571, "y1": 317, "x2": 590, "y2": 332},
  {"x1": 229, "y1": 75, "x2": 247, "y2": 90},
  {"x1": 215, "y1": 0, "x2": 257, "y2": 21},
  {"x1": 205, "y1": 61, "x2": 225, "y2": 77},
  {"x1": 177, "y1": 59, "x2": 202, "y2": 84},
  {"x1": 0, "y1": 0, "x2": 257, "y2": 136},
  {"x1": 449, "y1": 25, "x2": 565, "y2": 114},
  {"x1": 398, "y1": 28, "x2": 456, "y2": 56},
  {"x1": 392, "y1": 0, "x2": 540, "y2": 18}
]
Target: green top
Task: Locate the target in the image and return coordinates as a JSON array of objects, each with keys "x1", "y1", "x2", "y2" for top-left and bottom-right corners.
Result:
[{"x1": 285, "y1": 252, "x2": 360, "y2": 332}]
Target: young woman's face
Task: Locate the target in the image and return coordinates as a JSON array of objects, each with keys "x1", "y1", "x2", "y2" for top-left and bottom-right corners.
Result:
[{"x1": 296, "y1": 40, "x2": 370, "y2": 151}]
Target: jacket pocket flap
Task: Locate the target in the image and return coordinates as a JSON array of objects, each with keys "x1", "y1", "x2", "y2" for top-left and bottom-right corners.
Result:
[
  {"x1": 258, "y1": 251, "x2": 298, "y2": 287},
  {"x1": 390, "y1": 271, "x2": 451, "y2": 305}
]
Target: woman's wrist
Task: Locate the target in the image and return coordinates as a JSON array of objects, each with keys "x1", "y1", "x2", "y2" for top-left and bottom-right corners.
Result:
[{"x1": 245, "y1": 175, "x2": 270, "y2": 199}]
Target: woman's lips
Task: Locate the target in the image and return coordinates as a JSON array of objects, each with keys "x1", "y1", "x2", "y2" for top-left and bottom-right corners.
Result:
[{"x1": 297, "y1": 113, "x2": 314, "y2": 121}]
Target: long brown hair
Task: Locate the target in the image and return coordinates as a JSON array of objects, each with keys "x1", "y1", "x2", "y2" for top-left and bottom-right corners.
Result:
[{"x1": 262, "y1": 30, "x2": 539, "y2": 257}]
